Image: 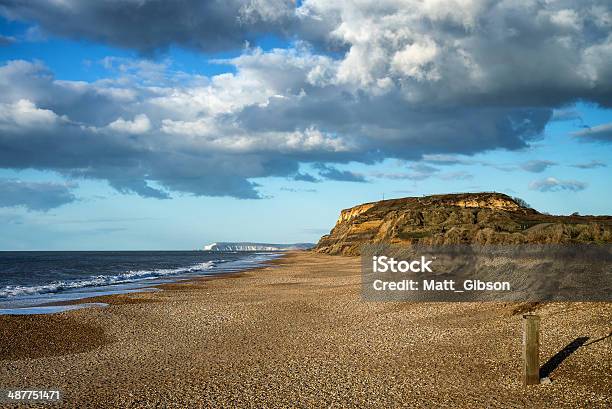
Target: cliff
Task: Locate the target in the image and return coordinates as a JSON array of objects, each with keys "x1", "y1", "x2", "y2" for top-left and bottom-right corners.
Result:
[{"x1": 314, "y1": 193, "x2": 612, "y2": 255}]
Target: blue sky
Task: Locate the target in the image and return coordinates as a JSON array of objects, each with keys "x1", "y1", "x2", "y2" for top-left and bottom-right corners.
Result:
[{"x1": 0, "y1": 1, "x2": 611, "y2": 250}]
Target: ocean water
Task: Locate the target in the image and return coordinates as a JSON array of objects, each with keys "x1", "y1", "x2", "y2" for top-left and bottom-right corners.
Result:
[{"x1": 0, "y1": 251, "x2": 280, "y2": 314}]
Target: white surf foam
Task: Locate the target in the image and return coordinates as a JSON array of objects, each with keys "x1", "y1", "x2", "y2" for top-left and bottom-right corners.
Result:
[{"x1": 0, "y1": 260, "x2": 215, "y2": 299}]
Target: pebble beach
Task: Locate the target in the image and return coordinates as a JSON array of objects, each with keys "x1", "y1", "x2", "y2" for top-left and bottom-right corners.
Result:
[{"x1": 0, "y1": 251, "x2": 610, "y2": 408}]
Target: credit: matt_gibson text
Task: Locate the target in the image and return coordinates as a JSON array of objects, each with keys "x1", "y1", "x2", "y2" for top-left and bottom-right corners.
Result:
[{"x1": 371, "y1": 256, "x2": 511, "y2": 292}]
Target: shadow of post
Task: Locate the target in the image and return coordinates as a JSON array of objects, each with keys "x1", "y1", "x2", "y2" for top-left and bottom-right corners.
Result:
[
  {"x1": 539, "y1": 336, "x2": 589, "y2": 379},
  {"x1": 583, "y1": 331, "x2": 611, "y2": 346}
]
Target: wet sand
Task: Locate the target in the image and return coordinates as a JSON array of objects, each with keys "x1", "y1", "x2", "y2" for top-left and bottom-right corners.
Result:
[{"x1": 0, "y1": 251, "x2": 610, "y2": 408}]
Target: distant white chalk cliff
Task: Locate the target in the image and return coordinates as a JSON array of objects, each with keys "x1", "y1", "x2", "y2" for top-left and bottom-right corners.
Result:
[{"x1": 202, "y1": 242, "x2": 314, "y2": 251}]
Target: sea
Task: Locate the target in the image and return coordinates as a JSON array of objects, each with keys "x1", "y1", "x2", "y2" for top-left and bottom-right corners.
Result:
[{"x1": 0, "y1": 251, "x2": 280, "y2": 315}]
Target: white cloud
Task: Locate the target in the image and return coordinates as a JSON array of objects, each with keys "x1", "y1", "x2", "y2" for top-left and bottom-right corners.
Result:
[
  {"x1": 0, "y1": 99, "x2": 61, "y2": 129},
  {"x1": 529, "y1": 177, "x2": 587, "y2": 192},
  {"x1": 548, "y1": 9, "x2": 582, "y2": 31},
  {"x1": 283, "y1": 127, "x2": 350, "y2": 152},
  {"x1": 161, "y1": 120, "x2": 350, "y2": 154},
  {"x1": 391, "y1": 40, "x2": 440, "y2": 81},
  {"x1": 107, "y1": 114, "x2": 151, "y2": 134},
  {"x1": 297, "y1": 0, "x2": 612, "y2": 106},
  {"x1": 572, "y1": 122, "x2": 612, "y2": 142},
  {"x1": 0, "y1": 1, "x2": 611, "y2": 199}
]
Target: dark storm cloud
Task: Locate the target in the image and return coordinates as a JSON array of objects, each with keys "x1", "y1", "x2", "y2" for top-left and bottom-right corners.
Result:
[
  {"x1": 0, "y1": 1, "x2": 611, "y2": 200},
  {"x1": 236, "y1": 89, "x2": 552, "y2": 161},
  {"x1": 0, "y1": 0, "x2": 295, "y2": 54},
  {"x1": 293, "y1": 172, "x2": 320, "y2": 183},
  {"x1": 0, "y1": 179, "x2": 77, "y2": 211},
  {"x1": 295, "y1": 1, "x2": 612, "y2": 107},
  {"x1": 0, "y1": 117, "x2": 278, "y2": 199}
]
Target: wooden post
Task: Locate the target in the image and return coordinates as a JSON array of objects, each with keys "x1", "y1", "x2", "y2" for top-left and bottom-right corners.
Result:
[{"x1": 522, "y1": 314, "x2": 540, "y2": 385}]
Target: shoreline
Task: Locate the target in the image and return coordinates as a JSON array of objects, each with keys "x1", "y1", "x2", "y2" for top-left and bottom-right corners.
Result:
[
  {"x1": 1, "y1": 251, "x2": 610, "y2": 407},
  {"x1": 0, "y1": 253, "x2": 296, "y2": 361},
  {"x1": 0, "y1": 251, "x2": 287, "y2": 314}
]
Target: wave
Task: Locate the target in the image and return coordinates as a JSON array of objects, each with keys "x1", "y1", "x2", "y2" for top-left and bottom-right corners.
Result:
[{"x1": 0, "y1": 261, "x2": 216, "y2": 299}]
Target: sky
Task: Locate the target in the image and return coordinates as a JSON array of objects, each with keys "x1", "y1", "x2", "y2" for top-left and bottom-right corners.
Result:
[{"x1": 0, "y1": 0, "x2": 610, "y2": 250}]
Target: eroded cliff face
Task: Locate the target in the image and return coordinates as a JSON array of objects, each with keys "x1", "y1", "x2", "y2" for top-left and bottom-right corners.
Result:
[{"x1": 314, "y1": 193, "x2": 612, "y2": 256}]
